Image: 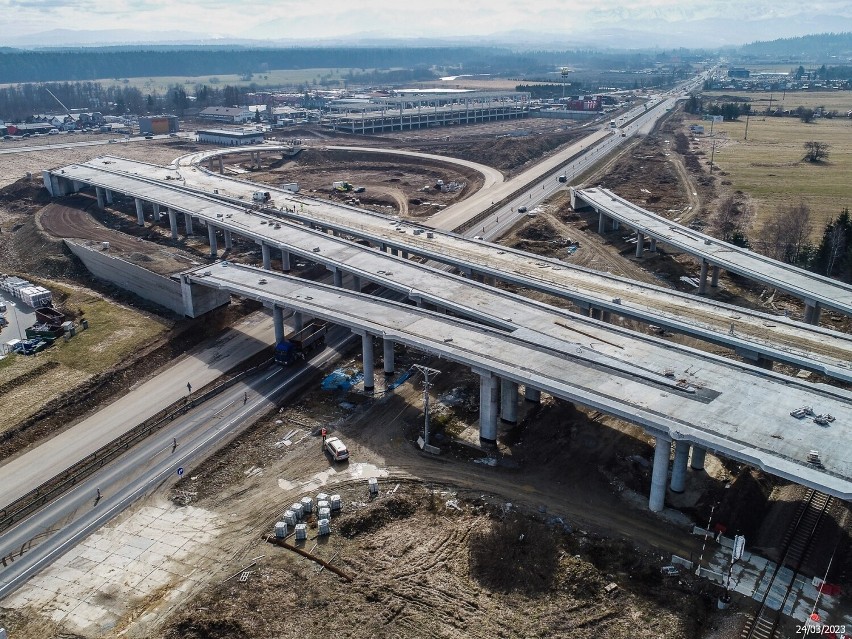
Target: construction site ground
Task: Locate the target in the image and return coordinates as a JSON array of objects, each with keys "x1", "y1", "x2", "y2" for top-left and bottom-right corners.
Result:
[{"x1": 1, "y1": 114, "x2": 851, "y2": 637}]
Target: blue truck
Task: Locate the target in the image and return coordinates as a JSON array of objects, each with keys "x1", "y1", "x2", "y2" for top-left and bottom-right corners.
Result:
[{"x1": 274, "y1": 320, "x2": 328, "y2": 365}]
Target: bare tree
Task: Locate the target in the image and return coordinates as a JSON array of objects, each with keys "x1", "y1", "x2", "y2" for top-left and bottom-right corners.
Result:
[
  {"x1": 803, "y1": 141, "x2": 830, "y2": 162},
  {"x1": 711, "y1": 195, "x2": 754, "y2": 242},
  {"x1": 758, "y1": 201, "x2": 814, "y2": 264},
  {"x1": 825, "y1": 223, "x2": 846, "y2": 276}
]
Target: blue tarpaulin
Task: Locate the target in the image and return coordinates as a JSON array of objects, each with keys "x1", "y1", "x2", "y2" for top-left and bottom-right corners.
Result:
[{"x1": 321, "y1": 368, "x2": 363, "y2": 391}]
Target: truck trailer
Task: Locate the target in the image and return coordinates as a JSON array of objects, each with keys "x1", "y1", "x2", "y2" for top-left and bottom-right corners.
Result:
[{"x1": 274, "y1": 320, "x2": 328, "y2": 365}]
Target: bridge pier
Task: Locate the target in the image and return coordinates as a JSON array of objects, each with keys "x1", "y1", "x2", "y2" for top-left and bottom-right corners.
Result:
[
  {"x1": 477, "y1": 370, "x2": 499, "y2": 444},
  {"x1": 649, "y1": 435, "x2": 671, "y2": 512},
  {"x1": 711, "y1": 265, "x2": 720, "y2": 288},
  {"x1": 598, "y1": 210, "x2": 607, "y2": 234},
  {"x1": 261, "y1": 242, "x2": 271, "y2": 269},
  {"x1": 223, "y1": 229, "x2": 233, "y2": 250},
  {"x1": 670, "y1": 440, "x2": 690, "y2": 493},
  {"x1": 649, "y1": 238, "x2": 657, "y2": 253},
  {"x1": 690, "y1": 446, "x2": 706, "y2": 471},
  {"x1": 352, "y1": 275, "x2": 362, "y2": 292},
  {"x1": 524, "y1": 386, "x2": 541, "y2": 403},
  {"x1": 500, "y1": 379, "x2": 519, "y2": 424},
  {"x1": 134, "y1": 198, "x2": 146, "y2": 226},
  {"x1": 167, "y1": 208, "x2": 179, "y2": 239},
  {"x1": 332, "y1": 267, "x2": 343, "y2": 288},
  {"x1": 281, "y1": 249, "x2": 291, "y2": 271},
  {"x1": 383, "y1": 338, "x2": 395, "y2": 375},
  {"x1": 184, "y1": 213, "x2": 194, "y2": 236},
  {"x1": 152, "y1": 203, "x2": 161, "y2": 222},
  {"x1": 293, "y1": 311, "x2": 303, "y2": 332},
  {"x1": 359, "y1": 332, "x2": 375, "y2": 392},
  {"x1": 698, "y1": 259, "x2": 709, "y2": 294},
  {"x1": 207, "y1": 223, "x2": 218, "y2": 258},
  {"x1": 272, "y1": 306, "x2": 284, "y2": 343},
  {"x1": 105, "y1": 189, "x2": 114, "y2": 205},
  {"x1": 218, "y1": 157, "x2": 224, "y2": 174},
  {"x1": 96, "y1": 186, "x2": 105, "y2": 209},
  {"x1": 804, "y1": 302, "x2": 821, "y2": 325},
  {"x1": 635, "y1": 232, "x2": 644, "y2": 258}
]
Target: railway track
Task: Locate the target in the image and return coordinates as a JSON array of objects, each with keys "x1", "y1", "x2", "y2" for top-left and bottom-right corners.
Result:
[{"x1": 740, "y1": 489, "x2": 833, "y2": 639}]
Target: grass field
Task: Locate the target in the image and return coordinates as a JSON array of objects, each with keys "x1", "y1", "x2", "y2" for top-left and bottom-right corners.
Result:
[
  {"x1": 685, "y1": 105, "x2": 852, "y2": 239},
  {"x1": 704, "y1": 90, "x2": 852, "y2": 113}
]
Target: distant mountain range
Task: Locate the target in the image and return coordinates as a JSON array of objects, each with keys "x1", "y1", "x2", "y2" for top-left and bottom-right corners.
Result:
[{"x1": 3, "y1": 19, "x2": 852, "y2": 51}]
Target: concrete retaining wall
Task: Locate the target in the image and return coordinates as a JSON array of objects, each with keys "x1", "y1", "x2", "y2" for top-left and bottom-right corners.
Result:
[{"x1": 65, "y1": 240, "x2": 230, "y2": 317}]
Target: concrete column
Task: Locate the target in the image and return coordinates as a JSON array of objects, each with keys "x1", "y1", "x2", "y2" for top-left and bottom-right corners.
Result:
[
  {"x1": 649, "y1": 238, "x2": 657, "y2": 253},
  {"x1": 649, "y1": 436, "x2": 671, "y2": 512},
  {"x1": 698, "y1": 259, "x2": 709, "y2": 294},
  {"x1": 184, "y1": 213, "x2": 194, "y2": 236},
  {"x1": 332, "y1": 268, "x2": 343, "y2": 287},
  {"x1": 272, "y1": 306, "x2": 285, "y2": 343},
  {"x1": 804, "y1": 302, "x2": 821, "y2": 325},
  {"x1": 352, "y1": 275, "x2": 362, "y2": 292},
  {"x1": 500, "y1": 379, "x2": 519, "y2": 424},
  {"x1": 524, "y1": 386, "x2": 541, "y2": 403},
  {"x1": 152, "y1": 203, "x2": 161, "y2": 221},
  {"x1": 360, "y1": 332, "x2": 374, "y2": 392},
  {"x1": 635, "y1": 232, "x2": 644, "y2": 258},
  {"x1": 281, "y1": 249, "x2": 291, "y2": 271},
  {"x1": 207, "y1": 224, "x2": 218, "y2": 258},
  {"x1": 105, "y1": 189, "x2": 114, "y2": 204},
  {"x1": 690, "y1": 446, "x2": 706, "y2": 471},
  {"x1": 134, "y1": 198, "x2": 145, "y2": 226},
  {"x1": 293, "y1": 312, "x2": 303, "y2": 332},
  {"x1": 478, "y1": 371, "x2": 499, "y2": 443},
  {"x1": 218, "y1": 157, "x2": 224, "y2": 174},
  {"x1": 612, "y1": 220, "x2": 620, "y2": 231},
  {"x1": 223, "y1": 229, "x2": 233, "y2": 250},
  {"x1": 167, "y1": 208, "x2": 179, "y2": 239},
  {"x1": 96, "y1": 187, "x2": 105, "y2": 209},
  {"x1": 598, "y1": 211, "x2": 606, "y2": 234},
  {"x1": 711, "y1": 265, "x2": 720, "y2": 287},
  {"x1": 383, "y1": 338, "x2": 395, "y2": 375},
  {"x1": 261, "y1": 243, "x2": 271, "y2": 269},
  {"x1": 670, "y1": 440, "x2": 690, "y2": 493}
]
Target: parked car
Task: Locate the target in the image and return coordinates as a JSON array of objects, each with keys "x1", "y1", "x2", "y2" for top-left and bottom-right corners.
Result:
[{"x1": 324, "y1": 436, "x2": 349, "y2": 461}]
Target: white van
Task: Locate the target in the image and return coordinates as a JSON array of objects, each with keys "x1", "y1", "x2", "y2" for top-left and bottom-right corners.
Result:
[
  {"x1": 325, "y1": 437, "x2": 349, "y2": 461},
  {"x1": 48, "y1": 128, "x2": 59, "y2": 135}
]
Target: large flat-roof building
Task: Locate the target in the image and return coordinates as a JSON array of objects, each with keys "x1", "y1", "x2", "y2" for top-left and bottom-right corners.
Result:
[
  {"x1": 139, "y1": 115, "x2": 179, "y2": 135},
  {"x1": 199, "y1": 106, "x2": 253, "y2": 123},
  {"x1": 323, "y1": 89, "x2": 530, "y2": 134},
  {"x1": 196, "y1": 129, "x2": 264, "y2": 146}
]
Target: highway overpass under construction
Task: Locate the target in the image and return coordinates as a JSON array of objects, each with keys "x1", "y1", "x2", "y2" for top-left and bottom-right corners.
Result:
[
  {"x1": 572, "y1": 186, "x2": 852, "y2": 324},
  {"x1": 182, "y1": 261, "x2": 852, "y2": 511},
  {"x1": 44, "y1": 159, "x2": 852, "y2": 382}
]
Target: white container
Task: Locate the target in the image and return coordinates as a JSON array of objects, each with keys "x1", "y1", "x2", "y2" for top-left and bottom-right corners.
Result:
[
  {"x1": 291, "y1": 502, "x2": 304, "y2": 520},
  {"x1": 274, "y1": 521, "x2": 288, "y2": 538},
  {"x1": 316, "y1": 500, "x2": 330, "y2": 512},
  {"x1": 294, "y1": 523, "x2": 307, "y2": 541},
  {"x1": 301, "y1": 496, "x2": 314, "y2": 514},
  {"x1": 318, "y1": 506, "x2": 331, "y2": 521},
  {"x1": 318, "y1": 519, "x2": 331, "y2": 536},
  {"x1": 316, "y1": 491, "x2": 329, "y2": 503},
  {"x1": 330, "y1": 494, "x2": 342, "y2": 511},
  {"x1": 368, "y1": 477, "x2": 378, "y2": 495},
  {"x1": 283, "y1": 510, "x2": 297, "y2": 527}
]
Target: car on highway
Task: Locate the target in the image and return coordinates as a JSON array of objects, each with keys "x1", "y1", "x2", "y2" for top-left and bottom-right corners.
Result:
[
  {"x1": 145, "y1": 135, "x2": 154, "y2": 139},
  {"x1": 324, "y1": 436, "x2": 349, "y2": 461},
  {"x1": 517, "y1": 206, "x2": 528, "y2": 213}
]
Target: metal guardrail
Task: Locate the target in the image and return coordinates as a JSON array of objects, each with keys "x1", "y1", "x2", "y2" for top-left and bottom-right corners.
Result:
[{"x1": 0, "y1": 358, "x2": 273, "y2": 533}]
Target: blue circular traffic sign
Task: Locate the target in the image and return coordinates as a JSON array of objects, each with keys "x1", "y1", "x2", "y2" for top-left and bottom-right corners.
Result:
[{"x1": 177, "y1": 467, "x2": 184, "y2": 476}]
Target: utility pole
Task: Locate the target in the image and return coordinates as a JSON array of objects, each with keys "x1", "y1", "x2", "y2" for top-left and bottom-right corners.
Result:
[
  {"x1": 412, "y1": 364, "x2": 441, "y2": 447},
  {"x1": 744, "y1": 111, "x2": 749, "y2": 141}
]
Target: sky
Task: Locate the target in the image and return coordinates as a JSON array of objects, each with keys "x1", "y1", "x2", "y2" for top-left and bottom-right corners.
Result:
[{"x1": 2, "y1": 0, "x2": 852, "y2": 44}]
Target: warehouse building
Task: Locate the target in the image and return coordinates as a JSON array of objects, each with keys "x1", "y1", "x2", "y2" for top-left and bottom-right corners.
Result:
[
  {"x1": 139, "y1": 115, "x2": 179, "y2": 135},
  {"x1": 196, "y1": 129, "x2": 264, "y2": 146}
]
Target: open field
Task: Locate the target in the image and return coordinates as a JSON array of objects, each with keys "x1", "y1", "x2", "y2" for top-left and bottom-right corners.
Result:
[
  {"x1": 683, "y1": 109, "x2": 852, "y2": 238},
  {"x1": 704, "y1": 90, "x2": 852, "y2": 112}
]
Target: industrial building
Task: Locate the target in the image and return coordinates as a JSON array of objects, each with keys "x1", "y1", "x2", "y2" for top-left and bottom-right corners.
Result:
[
  {"x1": 139, "y1": 115, "x2": 179, "y2": 135},
  {"x1": 196, "y1": 129, "x2": 264, "y2": 146},
  {"x1": 323, "y1": 89, "x2": 530, "y2": 133},
  {"x1": 198, "y1": 106, "x2": 253, "y2": 123}
]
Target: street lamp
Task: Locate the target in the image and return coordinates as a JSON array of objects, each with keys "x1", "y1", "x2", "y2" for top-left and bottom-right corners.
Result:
[{"x1": 7, "y1": 301, "x2": 23, "y2": 341}]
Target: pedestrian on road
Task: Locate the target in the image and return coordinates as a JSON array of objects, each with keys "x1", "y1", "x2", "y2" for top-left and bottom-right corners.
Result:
[
  {"x1": 321, "y1": 427, "x2": 327, "y2": 446},
  {"x1": 244, "y1": 391, "x2": 248, "y2": 405},
  {"x1": 96, "y1": 488, "x2": 101, "y2": 500},
  {"x1": 172, "y1": 437, "x2": 177, "y2": 452},
  {"x1": 186, "y1": 382, "x2": 192, "y2": 394}
]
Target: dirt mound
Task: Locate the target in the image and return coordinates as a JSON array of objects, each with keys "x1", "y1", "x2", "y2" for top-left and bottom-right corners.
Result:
[
  {"x1": 337, "y1": 494, "x2": 418, "y2": 538},
  {"x1": 167, "y1": 619, "x2": 249, "y2": 639},
  {"x1": 0, "y1": 178, "x2": 51, "y2": 212}
]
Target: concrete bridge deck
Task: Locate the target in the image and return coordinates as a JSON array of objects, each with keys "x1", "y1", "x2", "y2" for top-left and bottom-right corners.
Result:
[
  {"x1": 573, "y1": 186, "x2": 852, "y2": 321},
  {"x1": 186, "y1": 261, "x2": 852, "y2": 503},
  {"x1": 46, "y1": 160, "x2": 852, "y2": 381}
]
